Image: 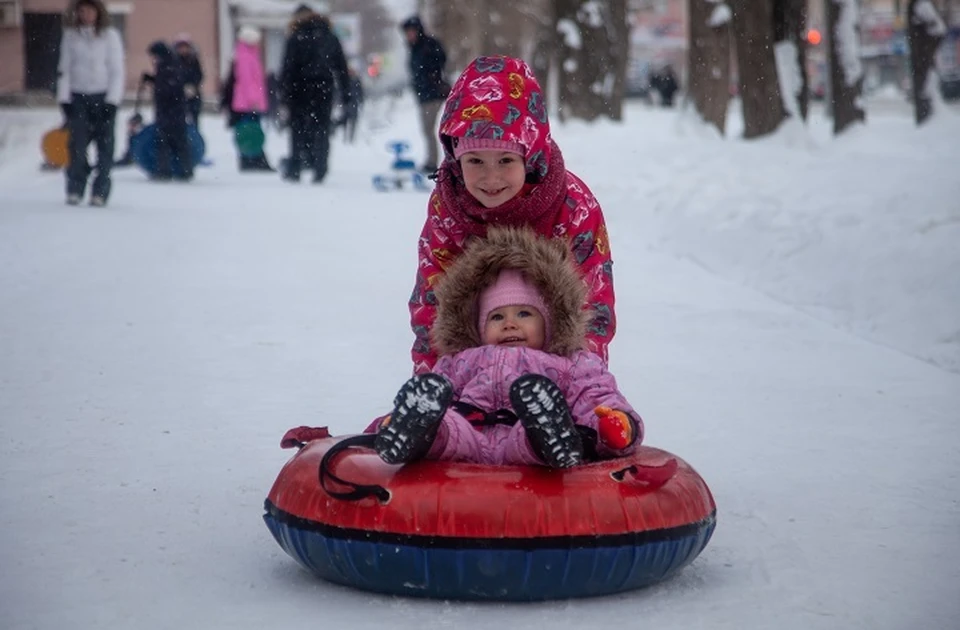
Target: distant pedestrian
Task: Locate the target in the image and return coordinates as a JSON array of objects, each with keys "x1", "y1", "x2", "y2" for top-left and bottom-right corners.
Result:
[
  {"x1": 400, "y1": 15, "x2": 449, "y2": 174},
  {"x1": 220, "y1": 26, "x2": 274, "y2": 172},
  {"x1": 173, "y1": 34, "x2": 204, "y2": 128},
  {"x1": 339, "y1": 67, "x2": 364, "y2": 143},
  {"x1": 57, "y1": 0, "x2": 124, "y2": 206},
  {"x1": 650, "y1": 64, "x2": 679, "y2": 107},
  {"x1": 279, "y1": 3, "x2": 350, "y2": 183},
  {"x1": 144, "y1": 41, "x2": 193, "y2": 181}
]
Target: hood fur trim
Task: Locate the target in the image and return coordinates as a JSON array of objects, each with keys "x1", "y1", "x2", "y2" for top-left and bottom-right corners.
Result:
[{"x1": 432, "y1": 227, "x2": 590, "y2": 357}]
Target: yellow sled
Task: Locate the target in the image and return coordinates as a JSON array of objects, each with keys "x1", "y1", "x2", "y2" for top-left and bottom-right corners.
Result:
[{"x1": 41, "y1": 127, "x2": 70, "y2": 169}]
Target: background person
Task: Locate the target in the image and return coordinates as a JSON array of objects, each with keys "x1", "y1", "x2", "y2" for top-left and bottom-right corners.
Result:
[
  {"x1": 400, "y1": 15, "x2": 449, "y2": 174},
  {"x1": 56, "y1": 0, "x2": 124, "y2": 206}
]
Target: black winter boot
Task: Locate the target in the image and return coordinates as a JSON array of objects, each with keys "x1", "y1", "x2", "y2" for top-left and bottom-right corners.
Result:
[
  {"x1": 253, "y1": 153, "x2": 276, "y2": 171},
  {"x1": 375, "y1": 373, "x2": 453, "y2": 465},
  {"x1": 510, "y1": 374, "x2": 583, "y2": 468}
]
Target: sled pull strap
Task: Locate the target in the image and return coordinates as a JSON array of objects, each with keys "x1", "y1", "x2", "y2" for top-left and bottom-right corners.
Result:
[
  {"x1": 280, "y1": 426, "x2": 331, "y2": 449},
  {"x1": 610, "y1": 458, "x2": 678, "y2": 490},
  {"x1": 318, "y1": 434, "x2": 390, "y2": 503}
]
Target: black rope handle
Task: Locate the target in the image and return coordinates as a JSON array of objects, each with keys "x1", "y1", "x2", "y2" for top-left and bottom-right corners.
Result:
[
  {"x1": 318, "y1": 434, "x2": 391, "y2": 503},
  {"x1": 610, "y1": 458, "x2": 678, "y2": 488}
]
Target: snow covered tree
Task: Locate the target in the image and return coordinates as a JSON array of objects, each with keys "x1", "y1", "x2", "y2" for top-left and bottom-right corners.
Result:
[
  {"x1": 530, "y1": 2, "x2": 558, "y2": 89},
  {"x1": 687, "y1": 0, "x2": 732, "y2": 134},
  {"x1": 328, "y1": 0, "x2": 394, "y2": 59},
  {"x1": 554, "y1": 0, "x2": 630, "y2": 122},
  {"x1": 427, "y1": 0, "x2": 548, "y2": 74},
  {"x1": 773, "y1": 0, "x2": 809, "y2": 121},
  {"x1": 826, "y1": 0, "x2": 866, "y2": 134},
  {"x1": 729, "y1": 0, "x2": 787, "y2": 138},
  {"x1": 907, "y1": 0, "x2": 947, "y2": 125}
]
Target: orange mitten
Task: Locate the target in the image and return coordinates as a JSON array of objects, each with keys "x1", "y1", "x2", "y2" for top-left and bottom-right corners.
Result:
[{"x1": 595, "y1": 406, "x2": 635, "y2": 450}]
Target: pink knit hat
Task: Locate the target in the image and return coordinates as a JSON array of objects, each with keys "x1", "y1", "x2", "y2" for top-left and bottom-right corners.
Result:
[
  {"x1": 454, "y1": 137, "x2": 525, "y2": 160},
  {"x1": 477, "y1": 269, "x2": 551, "y2": 342}
]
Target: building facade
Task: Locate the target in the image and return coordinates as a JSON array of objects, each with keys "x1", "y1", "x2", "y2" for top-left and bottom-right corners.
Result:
[
  {"x1": 0, "y1": 0, "x2": 376, "y2": 102},
  {"x1": 0, "y1": 0, "x2": 221, "y2": 100}
]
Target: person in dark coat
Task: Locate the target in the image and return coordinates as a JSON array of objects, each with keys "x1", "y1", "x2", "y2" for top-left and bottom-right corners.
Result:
[
  {"x1": 173, "y1": 34, "x2": 204, "y2": 128},
  {"x1": 400, "y1": 15, "x2": 448, "y2": 173},
  {"x1": 265, "y1": 71, "x2": 282, "y2": 130},
  {"x1": 650, "y1": 64, "x2": 679, "y2": 107},
  {"x1": 144, "y1": 41, "x2": 193, "y2": 181},
  {"x1": 279, "y1": 4, "x2": 350, "y2": 183},
  {"x1": 338, "y1": 66, "x2": 364, "y2": 143}
]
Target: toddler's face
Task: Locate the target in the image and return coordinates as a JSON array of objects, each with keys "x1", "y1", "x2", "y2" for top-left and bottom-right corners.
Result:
[
  {"x1": 460, "y1": 150, "x2": 526, "y2": 208},
  {"x1": 482, "y1": 304, "x2": 545, "y2": 350}
]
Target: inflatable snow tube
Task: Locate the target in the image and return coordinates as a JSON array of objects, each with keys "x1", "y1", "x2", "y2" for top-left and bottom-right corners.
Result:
[
  {"x1": 131, "y1": 123, "x2": 205, "y2": 176},
  {"x1": 263, "y1": 433, "x2": 716, "y2": 601}
]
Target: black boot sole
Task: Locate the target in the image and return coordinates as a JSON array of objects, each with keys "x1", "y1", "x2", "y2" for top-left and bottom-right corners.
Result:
[
  {"x1": 510, "y1": 374, "x2": 583, "y2": 468},
  {"x1": 376, "y1": 373, "x2": 453, "y2": 465}
]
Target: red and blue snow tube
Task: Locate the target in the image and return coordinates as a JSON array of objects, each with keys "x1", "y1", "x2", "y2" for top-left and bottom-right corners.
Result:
[{"x1": 263, "y1": 430, "x2": 716, "y2": 601}]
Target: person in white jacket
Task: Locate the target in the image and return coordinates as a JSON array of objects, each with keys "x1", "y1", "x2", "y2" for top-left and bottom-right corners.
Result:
[{"x1": 57, "y1": 0, "x2": 125, "y2": 206}]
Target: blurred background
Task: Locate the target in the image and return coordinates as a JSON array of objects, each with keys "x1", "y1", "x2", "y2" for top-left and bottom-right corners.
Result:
[{"x1": 2, "y1": 0, "x2": 958, "y2": 111}]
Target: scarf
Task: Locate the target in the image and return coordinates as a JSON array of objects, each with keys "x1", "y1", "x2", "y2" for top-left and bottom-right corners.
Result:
[{"x1": 435, "y1": 139, "x2": 568, "y2": 239}]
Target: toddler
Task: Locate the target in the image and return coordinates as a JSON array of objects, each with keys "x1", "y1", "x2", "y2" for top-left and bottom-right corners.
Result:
[{"x1": 377, "y1": 227, "x2": 641, "y2": 468}]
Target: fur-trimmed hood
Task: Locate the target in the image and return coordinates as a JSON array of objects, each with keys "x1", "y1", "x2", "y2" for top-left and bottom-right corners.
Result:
[{"x1": 432, "y1": 227, "x2": 590, "y2": 357}]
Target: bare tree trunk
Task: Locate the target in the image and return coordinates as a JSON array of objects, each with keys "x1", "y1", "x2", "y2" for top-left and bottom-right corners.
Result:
[
  {"x1": 426, "y1": 1, "x2": 477, "y2": 74},
  {"x1": 907, "y1": 0, "x2": 947, "y2": 124},
  {"x1": 603, "y1": 0, "x2": 630, "y2": 120},
  {"x1": 483, "y1": 3, "x2": 544, "y2": 62},
  {"x1": 729, "y1": 0, "x2": 787, "y2": 138},
  {"x1": 428, "y1": 0, "x2": 551, "y2": 77},
  {"x1": 688, "y1": 0, "x2": 732, "y2": 134},
  {"x1": 773, "y1": 0, "x2": 809, "y2": 120},
  {"x1": 511, "y1": 2, "x2": 555, "y2": 68},
  {"x1": 555, "y1": 0, "x2": 628, "y2": 122},
  {"x1": 827, "y1": 0, "x2": 866, "y2": 134},
  {"x1": 530, "y1": 2, "x2": 557, "y2": 92}
]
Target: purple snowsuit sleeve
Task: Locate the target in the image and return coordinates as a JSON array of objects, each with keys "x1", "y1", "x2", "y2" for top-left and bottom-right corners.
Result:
[
  {"x1": 564, "y1": 351, "x2": 644, "y2": 456},
  {"x1": 432, "y1": 354, "x2": 468, "y2": 393}
]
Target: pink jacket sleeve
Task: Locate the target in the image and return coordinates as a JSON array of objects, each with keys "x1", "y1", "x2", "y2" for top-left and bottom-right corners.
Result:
[
  {"x1": 409, "y1": 194, "x2": 464, "y2": 375},
  {"x1": 561, "y1": 174, "x2": 616, "y2": 364},
  {"x1": 564, "y1": 351, "x2": 643, "y2": 448}
]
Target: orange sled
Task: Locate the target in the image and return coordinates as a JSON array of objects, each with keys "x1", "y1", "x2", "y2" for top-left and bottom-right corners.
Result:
[{"x1": 41, "y1": 127, "x2": 70, "y2": 169}]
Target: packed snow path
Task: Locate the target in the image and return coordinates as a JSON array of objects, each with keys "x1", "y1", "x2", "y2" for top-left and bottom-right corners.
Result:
[{"x1": 1, "y1": 101, "x2": 957, "y2": 629}]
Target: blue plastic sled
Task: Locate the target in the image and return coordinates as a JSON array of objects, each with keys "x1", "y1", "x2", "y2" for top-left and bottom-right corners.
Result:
[
  {"x1": 131, "y1": 123, "x2": 205, "y2": 177},
  {"x1": 372, "y1": 140, "x2": 431, "y2": 192}
]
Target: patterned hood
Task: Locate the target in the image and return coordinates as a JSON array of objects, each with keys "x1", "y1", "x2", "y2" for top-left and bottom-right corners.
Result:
[{"x1": 438, "y1": 56, "x2": 553, "y2": 181}]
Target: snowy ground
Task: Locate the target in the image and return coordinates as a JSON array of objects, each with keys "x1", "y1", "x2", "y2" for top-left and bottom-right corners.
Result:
[{"x1": 1, "y1": 94, "x2": 958, "y2": 630}]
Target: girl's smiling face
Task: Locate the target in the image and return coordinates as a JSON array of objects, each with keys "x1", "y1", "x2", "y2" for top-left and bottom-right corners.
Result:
[
  {"x1": 482, "y1": 304, "x2": 545, "y2": 350},
  {"x1": 459, "y1": 150, "x2": 527, "y2": 208}
]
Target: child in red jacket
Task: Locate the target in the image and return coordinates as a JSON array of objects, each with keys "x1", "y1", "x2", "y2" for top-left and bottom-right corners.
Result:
[{"x1": 409, "y1": 55, "x2": 617, "y2": 374}]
